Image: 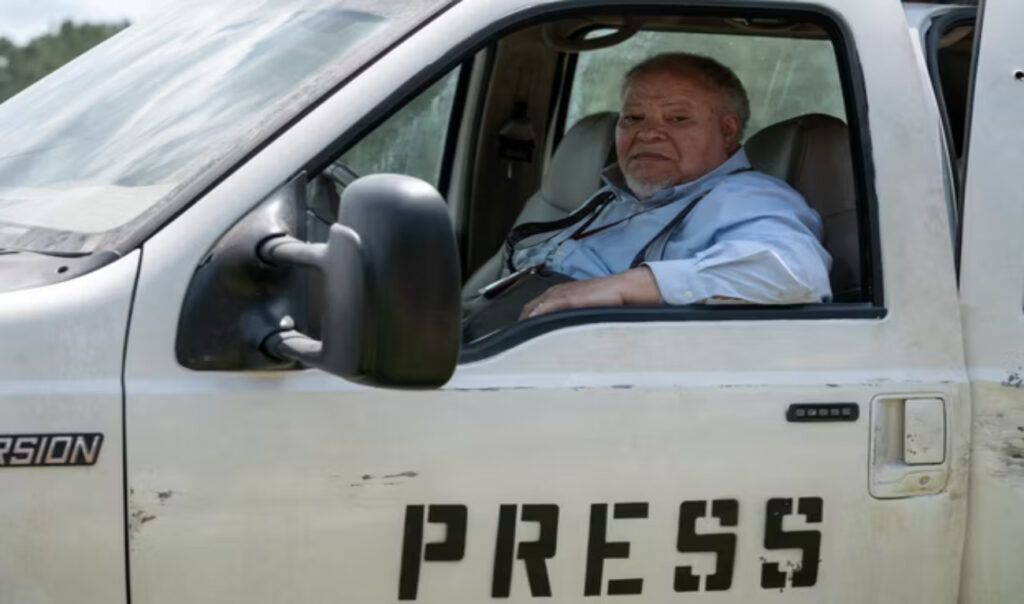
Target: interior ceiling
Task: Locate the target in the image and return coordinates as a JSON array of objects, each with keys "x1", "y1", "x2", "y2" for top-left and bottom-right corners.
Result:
[{"x1": 541, "y1": 14, "x2": 829, "y2": 52}]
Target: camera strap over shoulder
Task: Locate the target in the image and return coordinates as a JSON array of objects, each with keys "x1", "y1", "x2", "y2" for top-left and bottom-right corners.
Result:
[
  {"x1": 629, "y1": 167, "x2": 752, "y2": 268},
  {"x1": 503, "y1": 190, "x2": 616, "y2": 272},
  {"x1": 503, "y1": 167, "x2": 752, "y2": 273}
]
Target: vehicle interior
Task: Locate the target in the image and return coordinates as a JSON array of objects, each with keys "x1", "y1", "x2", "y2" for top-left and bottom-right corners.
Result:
[{"x1": 305, "y1": 7, "x2": 886, "y2": 356}]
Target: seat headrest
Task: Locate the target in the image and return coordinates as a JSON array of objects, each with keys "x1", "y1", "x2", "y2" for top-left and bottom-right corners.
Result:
[
  {"x1": 744, "y1": 113, "x2": 854, "y2": 216},
  {"x1": 540, "y1": 111, "x2": 618, "y2": 213},
  {"x1": 745, "y1": 112, "x2": 861, "y2": 301}
]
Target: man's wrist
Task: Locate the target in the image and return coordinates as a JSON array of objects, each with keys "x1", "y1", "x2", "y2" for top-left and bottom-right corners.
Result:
[{"x1": 618, "y1": 266, "x2": 662, "y2": 305}]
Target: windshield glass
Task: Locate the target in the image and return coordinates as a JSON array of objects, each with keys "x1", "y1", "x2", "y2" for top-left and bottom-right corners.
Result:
[{"x1": 0, "y1": 0, "x2": 451, "y2": 254}]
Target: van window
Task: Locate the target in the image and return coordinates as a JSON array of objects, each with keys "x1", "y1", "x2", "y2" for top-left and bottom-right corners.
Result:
[
  {"x1": 310, "y1": 12, "x2": 879, "y2": 359},
  {"x1": 0, "y1": 0, "x2": 456, "y2": 255},
  {"x1": 337, "y1": 68, "x2": 461, "y2": 188},
  {"x1": 305, "y1": 66, "x2": 462, "y2": 246},
  {"x1": 566, "y1": 30, "x2": 847, "y2": 141}
]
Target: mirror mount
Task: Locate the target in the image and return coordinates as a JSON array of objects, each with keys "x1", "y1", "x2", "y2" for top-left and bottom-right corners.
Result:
[{"x1": 175, "y1": 173, "x2": 309, "y2": 371}]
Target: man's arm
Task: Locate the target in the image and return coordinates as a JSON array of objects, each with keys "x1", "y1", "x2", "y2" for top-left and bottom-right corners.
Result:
[
  {"x1": 520, "y1": 267, "x2": 660, "y2": 319},
  {"x1": 522, "y1": 182, "x2": 833, "y2": 316},
  {"x1": 645, "y1": 227, "x2": 831, "y2": 306}
]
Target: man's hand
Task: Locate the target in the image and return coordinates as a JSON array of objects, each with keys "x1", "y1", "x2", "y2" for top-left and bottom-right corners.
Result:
[{"x1": 520, "y1": 267, "x2": 661, "y2": 319}]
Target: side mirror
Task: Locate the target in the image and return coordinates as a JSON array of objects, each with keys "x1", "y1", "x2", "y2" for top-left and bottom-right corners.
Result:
[
  {"x1": 176, "y1": 173, "x2": 460, "y2": 388},
  {"x1": 260, "y1": 174, "x2": 461, "y2": 388}
]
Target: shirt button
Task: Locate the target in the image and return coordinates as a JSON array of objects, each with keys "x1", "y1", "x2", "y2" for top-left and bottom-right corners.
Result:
[{"x1": 684, "y1": 291, "x2": 694, "y2": 298}]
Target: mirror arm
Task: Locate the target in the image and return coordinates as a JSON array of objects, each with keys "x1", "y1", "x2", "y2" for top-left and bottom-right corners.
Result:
[
  {"x1": 263, "y1": 329, "x2": 323, "y2": 364},
  {"x1": 260, "y1": 235, "x2": 326, "y2": 270},
  {"x1": 257, "y1": 228, "x2": 365, "y2": 376}
]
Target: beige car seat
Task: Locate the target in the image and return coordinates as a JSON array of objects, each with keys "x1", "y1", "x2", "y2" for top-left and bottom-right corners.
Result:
[
  {"x1": 463, "y1": 111, "x2": 861, "y2": 302},
  {"x1": 462, "y1": 111, "x2": 619, "y2": 296},
  {"x1": 744, "y1": 113, "x2": 861, "y2": 301}
]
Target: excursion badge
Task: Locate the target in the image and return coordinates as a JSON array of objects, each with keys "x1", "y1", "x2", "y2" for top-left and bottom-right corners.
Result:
[{"x1": 0, "y1": 433, "x2": 103, "y2": 467}]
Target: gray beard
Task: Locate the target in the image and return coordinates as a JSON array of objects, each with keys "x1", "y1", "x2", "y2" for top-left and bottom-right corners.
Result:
[{"x1": 624, "y1": 174, "x2": 679, "y2": 202}]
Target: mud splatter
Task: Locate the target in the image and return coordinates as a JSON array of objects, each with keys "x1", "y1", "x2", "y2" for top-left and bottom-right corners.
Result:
[
  {"x1": 382, "y1": 471, "x2": 418, "y2": 479},
  {"x1": 1002, "y1": 368, "x2": 1024, "y2": 388},
  {"x1": 129, "y1": 509, "x2": 156, "y2": 536},
  {"x1": 350, "y1": 471, "x2": 419, "y2": 488}
]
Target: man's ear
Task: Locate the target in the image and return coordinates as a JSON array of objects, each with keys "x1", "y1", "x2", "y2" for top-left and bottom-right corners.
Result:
[{"x1": 720, "y1": 112, "x2": 742, "y2": 151}]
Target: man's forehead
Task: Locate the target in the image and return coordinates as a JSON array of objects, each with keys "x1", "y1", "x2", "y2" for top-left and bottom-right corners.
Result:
[
  {"x1": 621, "y1": 95, "x2": 700, "y2": 110},
  {"x1": 621, "y1": 70, "x2": 719, "y2": 103}
]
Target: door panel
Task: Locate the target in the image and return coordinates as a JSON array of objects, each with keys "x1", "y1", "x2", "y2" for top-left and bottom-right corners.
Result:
[
  {"x1": 125, "y1": 380, "x2": 967, "y2": 603},
  {"x1": 956, "y1": 0, "x2": 1024, "y2": 600},
  {"x1": 125, "y1": 0, "x2": 968, "y2": 602}
]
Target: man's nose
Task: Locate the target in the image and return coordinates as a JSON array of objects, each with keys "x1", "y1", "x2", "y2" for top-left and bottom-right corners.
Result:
[{"x1": 635, "y1": 121, "x2": 667, "y2": 141}]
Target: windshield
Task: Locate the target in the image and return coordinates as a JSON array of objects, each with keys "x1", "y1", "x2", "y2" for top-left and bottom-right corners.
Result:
[{"x1": 0, "y1": 0, "x2": 452, "y2": 254}]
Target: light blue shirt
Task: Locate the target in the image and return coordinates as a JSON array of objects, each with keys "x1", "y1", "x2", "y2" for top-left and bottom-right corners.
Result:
[{"x1": 512, "y1": 149, "x2": 832, "y2": 304}]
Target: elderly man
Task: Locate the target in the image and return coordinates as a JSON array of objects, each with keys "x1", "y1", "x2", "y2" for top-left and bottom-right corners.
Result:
[{"x1": 510, "y1": 52, "x2": 832, "y2": 318}]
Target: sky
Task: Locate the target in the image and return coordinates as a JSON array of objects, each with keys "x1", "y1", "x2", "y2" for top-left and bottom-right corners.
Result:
[{"x1": 0, "y1": 0, "x2": 171, "y2": 45}]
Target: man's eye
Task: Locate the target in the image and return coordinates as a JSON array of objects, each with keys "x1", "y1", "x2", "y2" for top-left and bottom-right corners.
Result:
[
  {"x1": 620, "y1": 115, "x2": 641, "y2": 125},
  {"x1": 670, "y1": 115, "x2": 689, "y2": 123}
]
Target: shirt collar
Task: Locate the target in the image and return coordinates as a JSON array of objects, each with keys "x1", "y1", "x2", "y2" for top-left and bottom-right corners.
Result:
[{"x1": 601, "y1": 148, "x2": 752, "y2": 205}]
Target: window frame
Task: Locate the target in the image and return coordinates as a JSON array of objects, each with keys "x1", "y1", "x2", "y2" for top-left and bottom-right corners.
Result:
[
  {"x1": 549, "y1": 14, "x2": 878, "y2": 299},
  {"x1": 924, "y1": 8, "x2": 976, "y2": 167},
  {"x1": 921, "y1": 6, "x2": 977, "y2": 275},
  {"x1": 297, "y1": 2, "x2": 885, "y2": 363}
]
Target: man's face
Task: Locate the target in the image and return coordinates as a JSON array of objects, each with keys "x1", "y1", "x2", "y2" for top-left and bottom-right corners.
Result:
[{"x1": 615, "y1": 70, "x2": 741, "y2": 199}]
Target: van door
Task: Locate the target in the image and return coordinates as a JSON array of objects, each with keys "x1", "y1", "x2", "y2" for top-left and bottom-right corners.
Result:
[
  {"x1": 956, "y1": 0, "x2": 1024, "y2": 600},
  {"x1": 123, "y1": 0, "x2": 969, "y2": 602}
]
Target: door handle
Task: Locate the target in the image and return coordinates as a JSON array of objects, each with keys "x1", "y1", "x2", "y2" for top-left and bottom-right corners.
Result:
[{"x1": 869, "y1": 395, "x2": 949, "y2": 498}]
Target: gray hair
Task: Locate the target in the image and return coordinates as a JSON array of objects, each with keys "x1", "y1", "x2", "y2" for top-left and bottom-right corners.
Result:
[{"x1": 622, "y1": 53, "x2": 751, "y2": 136}]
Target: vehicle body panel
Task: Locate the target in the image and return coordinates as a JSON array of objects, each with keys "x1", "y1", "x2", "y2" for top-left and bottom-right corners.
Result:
[
  {"x1": 122, "y1": 0, "x2": 970, "y2": 602},
  {"x1": 957, "y1": 0, "x2": 1024, "y2": 600},
  {"x1": 0, "y1": 251, "x2": 138, "y2": 603}
]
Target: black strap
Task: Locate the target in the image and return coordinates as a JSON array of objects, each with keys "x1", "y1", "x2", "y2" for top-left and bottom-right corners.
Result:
[
  {"x1": 628, "y1": 167, "x2": 752, "y2": 268},
  {"x1": 504, "y1": 191, "x2": 615, "y2": 272},
  {"x1": 504, "y1": 167, "x2": 752, "y2": 273},
  {"x1": 627, "y1": 188, "x2": 711, "y2": 268}
]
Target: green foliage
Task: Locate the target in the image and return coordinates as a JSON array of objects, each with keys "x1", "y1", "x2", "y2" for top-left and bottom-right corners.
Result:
[{"x1": 0, "y1": 21, "x2": 127, "y2": 103}]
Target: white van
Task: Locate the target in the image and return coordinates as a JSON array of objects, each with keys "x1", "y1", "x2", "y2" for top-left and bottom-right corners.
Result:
[{"x1": 0, "y1": 0, "x2": 1019, "y2": 602}]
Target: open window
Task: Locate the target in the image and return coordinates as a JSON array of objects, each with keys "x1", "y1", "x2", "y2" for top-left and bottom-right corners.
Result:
[{"x1": 305, "y1": 6, "x2": 881, "y2": 360}]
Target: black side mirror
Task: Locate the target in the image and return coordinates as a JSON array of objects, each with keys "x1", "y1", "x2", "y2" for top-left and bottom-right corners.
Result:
[
  {"x1": 259, "y1": 174, "x2": 461, "y2": 387},
  {"x1": 176, "y1": 173, "x2": 460, "y2": 388}
]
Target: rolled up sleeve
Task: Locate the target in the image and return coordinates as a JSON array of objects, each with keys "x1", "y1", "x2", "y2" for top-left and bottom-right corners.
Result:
[{"x1": 646, "y1": 201, "x2": 833, "y2": 305}]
